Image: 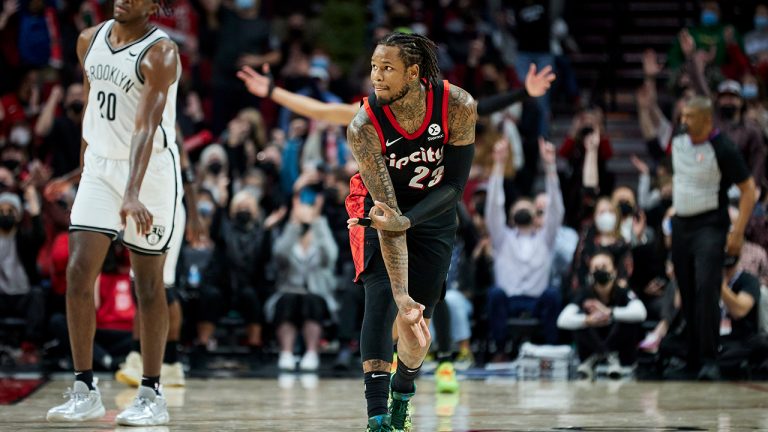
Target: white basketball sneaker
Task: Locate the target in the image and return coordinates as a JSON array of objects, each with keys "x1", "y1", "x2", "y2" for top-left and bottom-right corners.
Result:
[
  {"x1": 161, "y1": 362, "x2": 186, "y2": 387},
  {"x1": 115, "y1": 351, "x2": 143, "y2": 387},
  {"x1": 46, "y1": 380, "x2": 106, "y2": 422},
  {"x1": 115, "y1": 386, "x2": 170, "y2": 426}
]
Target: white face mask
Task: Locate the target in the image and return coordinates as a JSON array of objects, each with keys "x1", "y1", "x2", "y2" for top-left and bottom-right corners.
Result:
[{"x1": 595, "y1": 211, "x2": 617, "y2": 234}]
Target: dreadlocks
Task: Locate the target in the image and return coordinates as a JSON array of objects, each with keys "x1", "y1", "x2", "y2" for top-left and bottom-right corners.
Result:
[{"x1": 378, "y1": 32, "x2": 441, "y2": 88}]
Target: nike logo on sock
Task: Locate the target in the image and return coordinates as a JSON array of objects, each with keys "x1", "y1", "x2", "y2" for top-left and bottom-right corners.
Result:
[
  {"x1": 385, "y1": 137, "x2": 403, "y2": 147},
  {"x1": 371, "y1": 373, "x2": 388, "y2": 378},
  {"x1": 406, "y1": 369, "x2": 418, "y2": 373}
]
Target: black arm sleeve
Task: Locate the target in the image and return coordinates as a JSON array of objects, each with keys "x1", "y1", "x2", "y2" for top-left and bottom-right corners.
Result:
[
  {"x1": 404, "y1": 143, "x2": 475, "y2": 227},
  {"x1": 476, "y1": 88, "x2": 529, "y2": 116}
]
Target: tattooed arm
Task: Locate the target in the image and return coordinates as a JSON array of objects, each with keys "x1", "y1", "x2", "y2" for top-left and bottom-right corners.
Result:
[
  {"x1": 347, "y1": 108, "x2": 428, "y2": 346},
  {"x1": 364, "y1": 84, "x2": 477, "y2": 231}
]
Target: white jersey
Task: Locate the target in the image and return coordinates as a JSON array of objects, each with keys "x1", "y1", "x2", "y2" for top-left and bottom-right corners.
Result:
[{"x1": 82, "y1": 20, "x2": 179, "y2": 160}]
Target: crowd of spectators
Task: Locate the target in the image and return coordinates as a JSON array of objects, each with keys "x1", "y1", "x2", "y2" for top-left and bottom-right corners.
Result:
[{"x1": 1, "y1": 0, "x2": 766, "y2": 379}]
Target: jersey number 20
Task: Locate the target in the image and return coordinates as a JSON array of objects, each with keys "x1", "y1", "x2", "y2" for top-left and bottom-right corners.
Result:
[
  {"x1": 409, "y1": 166, "x2": 444, "y2": 190},
  {"x1": 97, "y1": 91, "x2": 117, "y2": 121}
]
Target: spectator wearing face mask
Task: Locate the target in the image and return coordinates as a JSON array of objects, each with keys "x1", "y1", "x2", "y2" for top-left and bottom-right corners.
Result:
[
  {"x1": 667, "y1": 1, "x2": 743, "y2": 72},
  {"x1": 744, "y1": 3, "x2": 768, "y2": 77},
  {"x1": 196, "y1": 190, "x2": 272, "y2": 361},
  {"x1": 557, "y1": 253, "x2": 647, "y2": 380},
  {"x1": 34, "y1": 83, "x2": 84, "y2": 177},
  {"x1": 571, "y1": 137, "x2": 633, "y2": 292},
  {"x1": 266, "y1": 198, "x2": 338, "y2": 371},
  {"x1": 0, "y1": 188, "x2": 45, "y2": 358},
  {"x1": 485, "y1": 138, "x2": 564, "y2": 358},
  {"x1": 712, "y1": 80, "x2": 767, "y2": 191}
]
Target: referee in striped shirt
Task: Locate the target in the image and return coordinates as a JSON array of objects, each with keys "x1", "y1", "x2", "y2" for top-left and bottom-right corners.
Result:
[{"x1": 670, "y1": 96, "x2": 757, "y2": 380}]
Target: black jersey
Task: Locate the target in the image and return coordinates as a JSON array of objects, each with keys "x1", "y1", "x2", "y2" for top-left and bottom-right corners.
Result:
[
  {"x1": 361, "y1": 79, "x2": 451, "y2": 211},
  {"x1": 346, "y1": 80, "x2": 454, "y2": 281}
]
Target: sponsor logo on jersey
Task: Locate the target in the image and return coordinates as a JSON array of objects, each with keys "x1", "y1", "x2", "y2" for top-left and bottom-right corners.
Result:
[
  {"x1": 426, "y1": 123, "x2": 444, "y2": 141},
  {"x1": 146, "y1": 225, "x2": 166, "y2": 245},
  {"x1": 386, "y1": 137, "x2": 403, "y2": 147},
  {"x1": 387, "y1": 146, "x2": 444, "y2": 170}
]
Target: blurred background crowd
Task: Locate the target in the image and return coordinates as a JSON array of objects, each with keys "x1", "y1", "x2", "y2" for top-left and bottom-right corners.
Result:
[{"x1": 1, "y1": 0, "x2": 767, "y2": 380}]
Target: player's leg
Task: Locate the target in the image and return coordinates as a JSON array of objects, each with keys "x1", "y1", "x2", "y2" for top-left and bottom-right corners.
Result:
[
  {"x1": 54, "y1": 232, "x2": 111, "y2": 421},
  {"x1": 115, "y1": 148, "x2": 178, "y2": 426},
  {"x1": 66, "y1": 232, "x2": 114, "y2": 385},
  {"x1": 114, "y1": 252, "x2": 171, "y2": 426},
  {"x1": 47, "y1": 152, "x2": 120, "y2": 422},
  {"x1": 360, "y1": 252, "x2": 398, "y2": 431}
]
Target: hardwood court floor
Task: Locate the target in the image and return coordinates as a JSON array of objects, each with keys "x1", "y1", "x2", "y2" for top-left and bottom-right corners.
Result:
[{"x1": 4, "y1": 377, "x2": 768, "y2": 431}]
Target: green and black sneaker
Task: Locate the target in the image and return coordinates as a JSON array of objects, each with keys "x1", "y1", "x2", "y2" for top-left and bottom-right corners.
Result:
[
  {"x1": 366, "y1": 414, "x2": 393, "y2": 432},
  {"x1": 389, "y1": 389, "x2": 414, "y2": 432}
]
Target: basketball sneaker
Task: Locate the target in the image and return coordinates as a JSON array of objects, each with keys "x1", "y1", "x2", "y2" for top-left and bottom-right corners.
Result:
[
  {"x1": 576, "y1": 354, "x2": 600, "y2": 380},
  {"x1": 46, "y1": 380, "x2": 105, "y2": 422},
  {"x1": 115, "y1": 385, "x2": 170, "y2": 426},
  {"x1": 278, "y1": 352, "x2": 296, "y2": 371},
  {"x1": 435, "y1": 362, "x2": 459, "y2": 394},
  {"x1": 116, "y1": 351, "x2": 142, "y2": 387},
  {"x1": 389, "y1": 388, "x2": 414, "y2": 432},
  {"x1": 366, "y1": 413, "x2": 393, "y2": 432},
  {"x1": 161, "y1": 362, "x2": 185, "y2": 387},
  {"x1": 606, "y1": 352, "x2": 622, "y2": 380},
  {"x1": 299, "y1": 351, "x2": 319, "y2": 371}
]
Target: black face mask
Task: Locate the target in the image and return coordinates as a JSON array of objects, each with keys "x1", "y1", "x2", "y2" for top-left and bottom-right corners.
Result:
[
  {"x1": 208, "y1": 161, "x2": 223, "y2": 175},
  {"x1": 0, "y1": 214, "x2": 16, "y2": 230},
  {"x1": 719, "y1": 105, "x2": 738, "y2": 121},
  {"x1": 234, "y1": 210, "x2": 252, "y2": 226},
  {"x1": 2, "y1": 159, "x2": 21, "y2": 172},
  {"x1": 67, "y1": 102, "x2": 84, "y2": 115},
  {"x1": 592, "y1": 269, "x2": 613, "y2": 285},
  {"x1": 513, "y1": 209, "x2": 533, "y2": 227},
  {"x1": 618, "y1": 201, "x2": 634, "y2": 217}
]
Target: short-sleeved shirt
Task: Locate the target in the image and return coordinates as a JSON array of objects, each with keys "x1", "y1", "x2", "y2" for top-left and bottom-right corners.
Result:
[
  {"x1": 671, "y1": 131, "x2": 751, "y2": 224},
  {"x1": 726, "y1": 271, "x2": 761, "y2": 340}
]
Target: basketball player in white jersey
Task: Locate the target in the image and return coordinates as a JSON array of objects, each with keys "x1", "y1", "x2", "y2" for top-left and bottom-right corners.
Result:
[{"x1": 46, "y1": 0, "x2": 181, "y2": 426}]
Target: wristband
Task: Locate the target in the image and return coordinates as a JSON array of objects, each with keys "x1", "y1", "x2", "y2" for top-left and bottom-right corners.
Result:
[
  {"x1": 357, "y1": 217, "x2": 372, "y2": 227},
  {"x1": 181, "y1": 167, "x2": 196, "y2": 184}
]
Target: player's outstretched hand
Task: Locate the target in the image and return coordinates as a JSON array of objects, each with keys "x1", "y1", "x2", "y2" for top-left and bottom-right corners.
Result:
[
  {"x1": 120, "y1": 196, "x2": 153, "y2": 235},
  {"x1": 524, "y1": 63, "x2": 556, "y2": 98},
  {"x1": 395, "y1": 294, "x2": 429, "y2": 348},
  {"x1": 237, "y1": 64, "x2": 272, "y2": 98}
]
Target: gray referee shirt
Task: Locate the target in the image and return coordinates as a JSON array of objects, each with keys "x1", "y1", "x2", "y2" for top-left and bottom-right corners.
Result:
[{"x1": 671, "y1": 130, "x2": 750, "y2": 220}]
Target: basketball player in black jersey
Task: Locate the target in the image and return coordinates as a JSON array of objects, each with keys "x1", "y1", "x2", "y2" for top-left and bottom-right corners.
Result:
[{"x1": 345, "y1": 33, "x2": 477, "y2": 432}]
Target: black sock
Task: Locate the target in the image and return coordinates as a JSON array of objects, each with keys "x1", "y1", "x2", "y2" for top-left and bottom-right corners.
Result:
[
  {"x1": 141, "y1": 375, "x2": 161, "y2": 395},
  {"x1": 391, "y1": 359, "x2": 420, "y2": 394},
  {"x1": 74, "y1": 370, "x2": 94, "y2": 390},
  {"x1": 364, "y1": 371, "x2": 390, "y2": 418},
  {"x1": 132, "y1": 339, "x2": 141, "y2": 354},
  {"x1": 163, "y1": 341, "x2": 179, "y2": 364}
]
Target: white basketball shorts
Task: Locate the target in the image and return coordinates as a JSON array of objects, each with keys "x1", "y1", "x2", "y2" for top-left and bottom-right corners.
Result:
[{"x1": 70, "y1": 146, "x2": 182, "y2": 255}]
